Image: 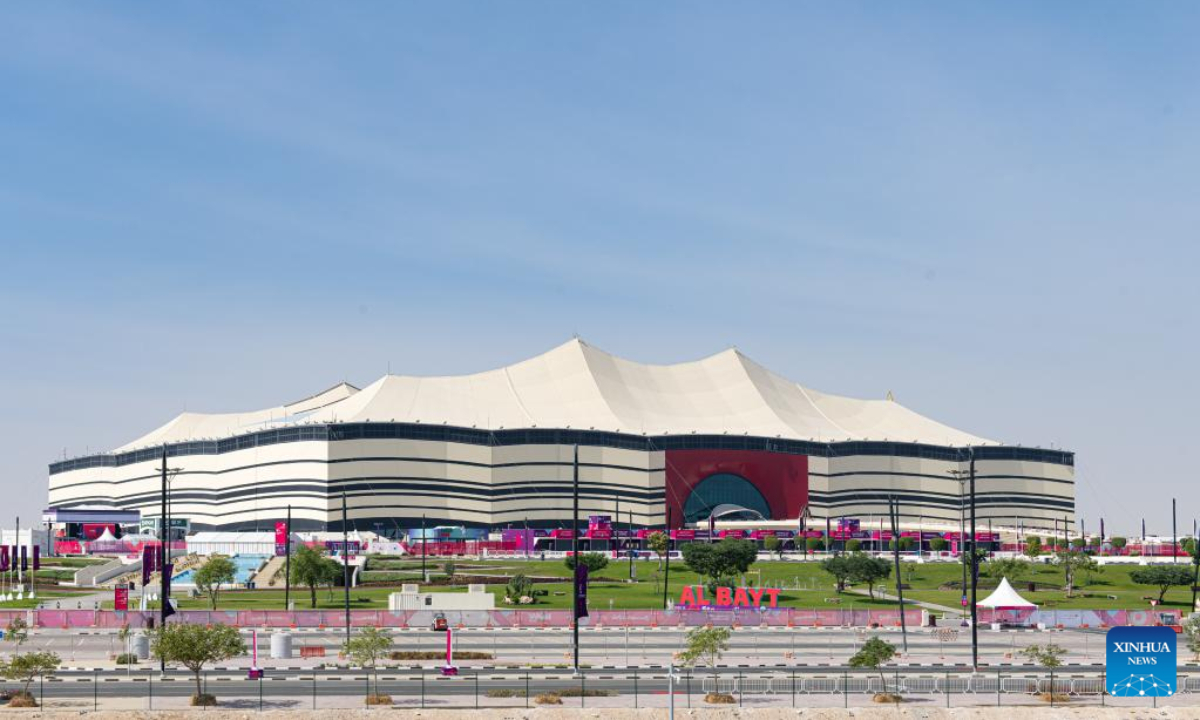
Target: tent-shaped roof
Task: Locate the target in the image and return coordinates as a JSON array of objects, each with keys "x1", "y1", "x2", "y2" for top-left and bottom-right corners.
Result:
[
  {"x1": 93, "y1": 528, "x2": 117, "y2": 543},
  {"x1": 114, "y1": 339, "x2": 994, "y2": 450},
  {"x1": 977, "y1": 577, "x2": 1038, "y2": 608}
]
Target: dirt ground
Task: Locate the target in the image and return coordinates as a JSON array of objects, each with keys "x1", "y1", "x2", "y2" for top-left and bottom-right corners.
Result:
[{"x1": 6, "y1": 709, "x2": 1200, "y2": 719}]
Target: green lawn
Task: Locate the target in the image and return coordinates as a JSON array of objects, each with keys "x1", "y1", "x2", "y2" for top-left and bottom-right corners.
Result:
[{"x1": 111, "y1": 557, "x2": 1198, "y2": 612}]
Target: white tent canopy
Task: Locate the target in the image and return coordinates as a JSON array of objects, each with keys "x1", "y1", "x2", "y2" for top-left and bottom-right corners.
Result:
[
  {"x1": 93, "y1": 528, "x2": 117, "y2": 543},
  {"x1": 977, "y1": 577, "x2": 1038, "y2": 608},
  {"x1": 115, "y1": 339, "x2": 994, "y2": 451}
]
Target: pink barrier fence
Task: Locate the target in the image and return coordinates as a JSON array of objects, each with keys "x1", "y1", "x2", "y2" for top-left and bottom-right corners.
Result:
[{"x1": 4, "y1": 607, "x2": 1178, "y2": 629}]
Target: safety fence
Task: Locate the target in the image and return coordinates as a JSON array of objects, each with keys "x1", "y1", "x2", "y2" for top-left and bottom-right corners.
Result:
[
  {"x1": 6, "y1": 606, "x2": 1178, "y2": 630},
  {"x1": 3, "y1": 669, "x2": 1199, "y2": 711},
  {"x1": 0, "y1": 608, "x2": 924, "y2": 629}
]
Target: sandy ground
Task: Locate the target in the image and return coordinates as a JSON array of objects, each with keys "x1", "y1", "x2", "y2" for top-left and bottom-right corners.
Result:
[{"x1": 6, "y1": 707, "x2": 1200, "y2": 719}]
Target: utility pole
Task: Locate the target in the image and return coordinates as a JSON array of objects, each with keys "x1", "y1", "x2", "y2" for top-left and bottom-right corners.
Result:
[
  {"x1": 159, "y1": 446, "x2": 168, "y2": 673},
  {"x1": 342, "y1": 491, "x2": 350, "y2": 644},
  {"x1": 572, "y1": 444, "x2": 580, "y2": 675},
  {"x1": 662, "y1": 507, "x2": 672, "y2": 609},
  {"x1": 968, "y1": 447, "x2": 978, "y2": 672},
  {"x1": 628, "y1": 507, "x2": 634, "y2": 580},
  {"x1": 1172, "y1": 498, "x2": 1178, "y2": 563},
  {"x1": 284, "y1": 504, "x2": 292, "y2": 610},
  {"x1": 888, "y1": 496, "x2": 908, "y2": 653},
  {"x1": 947, "y1": 467, "x2": 969, "y2": 615}
]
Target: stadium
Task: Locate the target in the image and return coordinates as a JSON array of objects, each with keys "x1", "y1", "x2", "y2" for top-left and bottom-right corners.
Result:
[{"x1": 47, "y1": 339, "x2": 1075, "y2": 536}]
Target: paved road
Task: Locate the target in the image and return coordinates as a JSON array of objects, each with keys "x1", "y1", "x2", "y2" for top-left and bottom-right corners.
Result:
[{"x1": 17, "y1": 625, "x2": 1115, "y2": 669}]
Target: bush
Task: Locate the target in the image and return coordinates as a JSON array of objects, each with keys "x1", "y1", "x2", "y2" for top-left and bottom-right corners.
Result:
[
  {"x1": 929, "y1": 538, "x2": 948, "y2": 552},
  {"x1": 8, "y1": 692, "x2": 36, "y2": 708},
  {"x1": 805, "y1": 538, "x2": 825, "y2": 551},
  {"x1": 872, "y1": 692, "x2": 903, "y2": 704},
  {"x1": 365, "y1": 694, "x2": 392, "y2": 705},
  {"x1": 190, "y1": 693, "x2": 218, "y2": 707},
  {"x1": 535, "y1": 692, "x2": 563, "y2": 705},
  {"x1": 846, "y1": 539, "x2": 862, "y2": 552},
  {"x1": 704, "y1": 692, "x2": 736, "y2": 704},
  {"x1": 442, "y1": 561, "x2": 456, "y2": 577},
  {"x1": 564, "y1": 552, "x2": 610, "y2": 574},
  {"x1": 115, "y1": 653, "x2": 139, "y2": 665},
  {"x1": 389, "y1": 650, "x2": 493, "y2": 661}
]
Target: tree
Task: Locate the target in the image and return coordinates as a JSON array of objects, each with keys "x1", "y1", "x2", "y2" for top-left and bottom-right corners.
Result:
[
  {"x1": 343, "y1": 627, "x2": 392, "y2": 698},
  {"x1": 289, "y1": 545, "x2": 341, "y2": 609},
  {"x1": 1, "y1": 651, "x2": 61, "y2": 703},
  {"x1": 193, "y1": 554, "x2": 237, "y2": 610},
  {"x1": 820, "y1": 554, "x2": 853, "y2": 592},
  {"x1": 152, "y1": 622, "x2": 246, "y2": 705},
  {"x1": 763, "y1": 535, "x2": 783, "y2": 560},
  {"x1": 806, "y1": 537, "x2": 825, "y2": 552},
  {"x1": 898, "y1": 536, "x2": 915, "y2": 552},
  {"x1": 678, "y1": 625, "x2": 731, "y2": 702},
  {"x1": 564, "y1": 552, "x2": 609, "y2": 574},
  {"x1": 1110, "y1": 537, "x2": 1127, "y2": 551},
  {"x1": 647, "y1": 532, "x2": 669, "y2": 568},
  {"x1": 5, "y1": 616, "x2": 29, "y2": 656},
  {"x1": 1024, "y1": 537, "x2": 1043, "y2": 559},
  {"x1": 1069, "y1": 538, "x2": 1086, "y2": 550},
  {"x1": 1019, "y1": 643, "x2": 1067, "y2": 669},
  {"x1": 847, "y1": 553, "x2": 892, "y2": 599},
  {"x1": 680, "y1": 539, "x2": 757, "y2": 588},
  {"x1": 504, "y1": 574, "x2": 535, "y2": 604},
  {"x1": 846, "y1": 539, "x2": 863, "y2": 552},
  {"x1": 985, "y1": 558, "x2": 1031, "y2": 583},
  {"x1": 848, "y1": 636, "x2": 897, "y2": 691},
  {"x1": 1053, "y1": 552, "x2": 1101, "y2": 597},
  {"x1": 1182, "y1": 614, "x2": 1200, "y2": 662},
  {"x1": 929, "y1": 537, "x2": 948, "y2": 553},
  {"x1": 1129, "y1": 565, "x2": 1195, "y2": 605},
  {"x1": 677, "y1": 626, "x2": 730, "y2": 669}
]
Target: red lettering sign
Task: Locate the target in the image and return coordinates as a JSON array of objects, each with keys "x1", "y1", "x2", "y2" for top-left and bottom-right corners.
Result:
[
  {"x1": 677, "y1": 584, "x2": 781, "y2": 609},
  {"x1": 114, "y1": 585, "x2": 129, "y2": 612}
]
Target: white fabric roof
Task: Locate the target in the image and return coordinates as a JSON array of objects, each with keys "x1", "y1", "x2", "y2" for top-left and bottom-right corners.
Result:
[
  {"x1": 977, "y1": 577, "x2": 1038, "y2": 608},
  {"x1": 116, "y1": 339, "x2": 992, "y2": 450}
]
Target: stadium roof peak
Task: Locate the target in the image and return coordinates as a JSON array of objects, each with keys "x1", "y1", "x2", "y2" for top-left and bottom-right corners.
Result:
[{"x1": 115, "y1": 339, "x2": 994, "y2": 450}]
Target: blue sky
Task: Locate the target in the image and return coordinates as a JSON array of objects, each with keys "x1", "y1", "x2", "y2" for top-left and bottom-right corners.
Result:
[{"x1": 2, "y1": 3, "x2": 1197, "y2": 535}]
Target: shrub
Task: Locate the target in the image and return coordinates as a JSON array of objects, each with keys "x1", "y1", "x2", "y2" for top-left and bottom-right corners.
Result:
[
  {"x1": 8, "y1": 692, "x2": 37, "y2": 708},
  {"x1": 365, "y1": 694, "x2": 392, "y2": 705},
  {"x1": 846, "y1": 539, "x2": 863, "y2": 552},
  {"x1": 705, "y1": 692, "x2": 736, "y2": 704},
  {"x1": 190, "y1": 693, "x2": 218, "y2": 707},
  {"x1": 115, "y1": 653, "x2": 139, "y2": 665},
  {"x1": 389, "y1": 650, "x2": 493, "y2": 661},
  {"x1": 929, "y1": 538, "x2": 948, "y2": 552},
  {"x1": 535, "y1": 692, "x2": 563, "y2": 705},
  {"x1": 805, "y1": 537, "x2": 825, "y2": 552}
]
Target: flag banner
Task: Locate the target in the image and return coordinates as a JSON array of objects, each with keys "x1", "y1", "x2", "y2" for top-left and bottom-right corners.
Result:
[
  {"x1": 274, "y1": 521, "x2": 288, "y2": 556},
  {"x1": 574, "y1": 564, "x2": 589, "y2": 619},
  {"x1": 162, "y1": 563, "x2": 175, "y2": 618},
  {"x1": 114, "y1": 584, "x2": 129, "y2": 612},
  {"x1": 20, "y1": 546, "x2": 27, "y2": 572},
  {"x1": 32, "y1": 546, "x2": 39, "y2": 571},
  {"x1": 0, "y1": 546, "x2": 7, "y2": 572}
]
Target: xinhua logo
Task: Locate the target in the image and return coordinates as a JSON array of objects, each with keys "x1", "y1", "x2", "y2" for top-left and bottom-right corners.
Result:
[{"x1": 1105, "y1": 626, "x2": 1176, "y2": 697}]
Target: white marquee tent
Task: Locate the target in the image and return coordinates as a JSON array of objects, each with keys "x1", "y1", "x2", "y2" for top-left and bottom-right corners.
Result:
[{"x1": 977, "y1": 577, "x2": 1038, "y2": 609}]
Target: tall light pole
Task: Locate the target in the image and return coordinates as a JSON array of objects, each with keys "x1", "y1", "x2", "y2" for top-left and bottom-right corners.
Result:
[
  {"x1": 284, "y1": 504, "x2": 292, "y2": 610},
  {"x1": 966, "y1": 447, "x2": 978, "y2": 672},
  {"x1": 1172, "y1": 498, "x2": 1178, "y2": 563},
  {"x1": 341, "y1": 491, "x2": 350, "y2": 644},
  {"x1": 947, "y1": 467, "x2": 969, "y2": 615},
  {"x1": 571, "y1": 444, "x2": 580, "y2": 675}
]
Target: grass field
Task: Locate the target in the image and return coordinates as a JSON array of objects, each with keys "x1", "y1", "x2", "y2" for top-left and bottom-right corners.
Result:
[{"x1": 118, "y1": 556, "x2": 1199, "y2": 612}]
